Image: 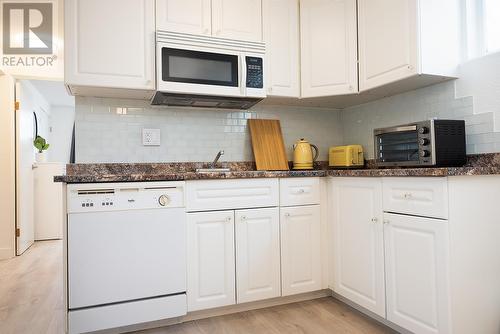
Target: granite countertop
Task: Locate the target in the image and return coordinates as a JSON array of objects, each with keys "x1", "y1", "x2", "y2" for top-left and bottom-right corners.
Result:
[{"x1": 54, "y1": 154, "x2": 500, "y2": 183}]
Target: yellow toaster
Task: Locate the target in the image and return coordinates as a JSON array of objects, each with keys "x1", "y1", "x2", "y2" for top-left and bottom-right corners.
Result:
[{"x1": 329, "y1": 145, "x2": 364, "y2": 168}]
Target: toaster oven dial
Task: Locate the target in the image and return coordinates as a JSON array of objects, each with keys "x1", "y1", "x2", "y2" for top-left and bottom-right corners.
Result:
[
  {"x1": 420, "y1": 150, "x2": 430, "y2": 158},
  {"x1": 418, "y1": 126, "x2": 429, "y2": 134},
  {"x1": 419, "y1": 138, "x2": 430, "y2": 146}
]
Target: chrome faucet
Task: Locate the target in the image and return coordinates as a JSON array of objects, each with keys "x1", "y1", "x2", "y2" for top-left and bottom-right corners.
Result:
[{"x1": 211, "y1": 150, "x2": 224, "y2": 168}]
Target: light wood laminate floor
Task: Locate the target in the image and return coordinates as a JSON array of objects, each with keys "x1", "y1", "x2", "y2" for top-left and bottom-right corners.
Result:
[{"x1": 0, "y1": 241, "x2": 394, "y2": 334}]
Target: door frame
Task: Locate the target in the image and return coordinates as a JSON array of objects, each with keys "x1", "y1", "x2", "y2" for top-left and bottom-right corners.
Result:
[{"x1": 0, "y1": 72, "x2": 17, "y2": 260}]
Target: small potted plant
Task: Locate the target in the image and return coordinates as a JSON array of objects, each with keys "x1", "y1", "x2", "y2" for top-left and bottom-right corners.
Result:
[{"x1": 34, "y1": 135, "x2": 50, "y2": 163}]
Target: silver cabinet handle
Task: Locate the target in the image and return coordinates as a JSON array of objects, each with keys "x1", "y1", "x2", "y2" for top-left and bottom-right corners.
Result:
[
  {"x1": 241, "y1": 216, "x2": 247, "y2": 221},
  {"x1": 383, "y1": 220, "x2": 390, "y2": 225},
  {"x1": 403, "y1": 192, "x2": 413, "y2": 199},
  {"x1": 298, "y1": 189, "x2": 305, "y2": 194},
  {"x1": 371, "y1": 217, "x2": 378, "y2": 223},
  {"x1": 285, "y1": 213, "x2": 291, "y2": 218},
  {"x1": 226, "y1": 217, "x2": 232, "y2": 222}
]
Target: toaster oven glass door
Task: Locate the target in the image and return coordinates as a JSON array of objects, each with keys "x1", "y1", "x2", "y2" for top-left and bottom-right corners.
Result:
[{"x1": 376, "y1": 129, "x2": 419, "y2": 163}]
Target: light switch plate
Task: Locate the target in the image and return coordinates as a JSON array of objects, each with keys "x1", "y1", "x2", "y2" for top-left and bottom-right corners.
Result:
[{"x1": 142, "y1": 128, "x2": 161, "y2": 146}]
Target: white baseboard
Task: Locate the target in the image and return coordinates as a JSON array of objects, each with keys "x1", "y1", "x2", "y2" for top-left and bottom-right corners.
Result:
[{"x1": 331, "y1": 291, "x2": 411, "y2": 334}]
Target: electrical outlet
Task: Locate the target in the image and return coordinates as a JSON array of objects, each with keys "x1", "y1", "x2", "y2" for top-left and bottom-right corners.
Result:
[{"x1": 142, "y1": 128, "x2": 161, "y2": 146}]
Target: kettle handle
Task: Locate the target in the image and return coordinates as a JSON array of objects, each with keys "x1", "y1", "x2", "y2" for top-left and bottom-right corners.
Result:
[{"x1": 311, "y1": 144, "x2": 319, "y2": 162}]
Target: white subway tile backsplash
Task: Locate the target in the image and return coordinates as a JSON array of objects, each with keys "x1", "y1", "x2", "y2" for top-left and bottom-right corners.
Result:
[
  {"x1": 76, "y1": 80, "x2": 500, "y2": 163},
  {"x1": 75, "y1": 97, "x2": 343, "y2": 163},
  {"x1": 341, "y1": 81, "x2": 498, "y2": 158}
]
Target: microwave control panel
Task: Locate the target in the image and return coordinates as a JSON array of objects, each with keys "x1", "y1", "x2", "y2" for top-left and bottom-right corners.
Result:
[{"x1": 246, "y1": 56, "x2": 263, "y2": 89}]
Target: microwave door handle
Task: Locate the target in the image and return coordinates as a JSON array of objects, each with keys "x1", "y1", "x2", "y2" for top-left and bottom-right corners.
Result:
[{"x1": 240, "y1": 55, "x2": 247, "y2": 96}]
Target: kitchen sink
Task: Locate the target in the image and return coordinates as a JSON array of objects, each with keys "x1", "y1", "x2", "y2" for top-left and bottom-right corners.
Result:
[{"x1": 195, "y1": 168, "x2": 231, "y2": 173}]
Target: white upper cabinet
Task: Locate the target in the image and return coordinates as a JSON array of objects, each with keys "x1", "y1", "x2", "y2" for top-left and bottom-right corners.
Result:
[
  {"x1": 235, "y1": 208, "x2": 281, "y2": 303},
  {"x1": 300, "y1": 0, "x2": 358, "y2": 98},
  {"x1": 212, "y1": 0, "x2": 263, "y2": 42},
  {"x1": 156, "y1": 0, "x2": 212, "y2": 35},
  {"x1": 331, "y1": 178, "x2": 386, "y2": 318},
  {"x1": 263, "y1": 0, "x2": 300, "y2": 97},
  {"x1": 358, "y1": 0, "x2": 460, "y2": 92},
  {"x1": 384, "y1": 213, "x2": 451, "y2": 334},
  {"x1": 187, "y1": 211, "x2": 236, "y2": 311},
  {"x1": 65, "y1": 0, "x2": 155, "y2": 91},
  {"x1": 357, "y1": 0, "x2": 417, "y2": 91},
  {"x1": 280, "y1": 205, "x2": 322, "y2": 296}
]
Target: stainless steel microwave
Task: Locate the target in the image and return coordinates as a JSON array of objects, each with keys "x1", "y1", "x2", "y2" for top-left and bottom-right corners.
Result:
[
  {"x1": 374, "y1": 120, "x2": 466, "y2": 167},
  {"x1": 152, "y1": 31, "x2": 266, "y2": 109}
]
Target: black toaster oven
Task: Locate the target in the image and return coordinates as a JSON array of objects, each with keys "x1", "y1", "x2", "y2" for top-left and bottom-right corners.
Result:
[{"x1": 374, "y1": 120, "x2": 466, "y2": 167}]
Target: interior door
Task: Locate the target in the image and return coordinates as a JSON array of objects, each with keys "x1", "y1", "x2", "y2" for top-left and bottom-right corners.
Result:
[
  {"x1": 0, "y1": 72, "x2": 16, "y2": 260},
  {"x1": 331, "y1": 177, "x2": 386, "y2": 317},
  {"x1": 15, "y1": 82, "x2": 35, "y2": 255}
]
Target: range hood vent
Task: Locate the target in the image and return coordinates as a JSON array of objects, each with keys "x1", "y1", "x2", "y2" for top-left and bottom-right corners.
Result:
[{"x1": 151, "y1": 92, "x2": 262, "y2": 110}]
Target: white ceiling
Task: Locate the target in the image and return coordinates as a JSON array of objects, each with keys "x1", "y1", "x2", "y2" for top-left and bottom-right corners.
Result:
[{"x1": 29, "y1": 80, "x2": 74, "y2": 107}]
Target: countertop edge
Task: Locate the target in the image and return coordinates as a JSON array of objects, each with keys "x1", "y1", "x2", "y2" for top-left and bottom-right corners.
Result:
[{"x1": 54, "y1": 167, "x2": 500, "y2": 183}]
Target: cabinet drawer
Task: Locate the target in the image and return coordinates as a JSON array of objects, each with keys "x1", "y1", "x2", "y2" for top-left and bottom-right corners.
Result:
[
  {"x1": 383, "y1": 178, "x2": 448, "y2": 219},
  {"x1": 186, "y1": 179, "x2": 279, "y2": 212},
  {"x1": 280, "y1": 177, "x2": 320, "y2": 206}
]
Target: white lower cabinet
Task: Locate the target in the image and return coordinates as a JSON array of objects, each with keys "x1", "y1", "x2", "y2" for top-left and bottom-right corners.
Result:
[
  {"x1": 330, "y1": 177, "x2": 451, "y2": 334},
  {"x1": 235, "y1": 208, "x2": 281, "y2": 303},
  {"x1": 188, "y1": 207, "x2": 281, "y2": 311},
  {"x1": 331, "y1": 178, "x2": 386, "y2": 317},
  {"x1": 384, "y1": 213, "x2": 451, "y2": 334},
  {"x1": 187, "y1": 211, "x2": 236, "y2": 311},
  {"x1": 280, "y1": 205, "x2": 322, "y2": 296}
]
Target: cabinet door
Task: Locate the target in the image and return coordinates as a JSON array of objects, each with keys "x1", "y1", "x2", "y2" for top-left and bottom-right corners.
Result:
[
  {"x1": 235, "y1": 208, "x2": 281, "y2": 303},
  {"x1": 187, "y1": 211, "x2": 235, "y2": 311},
  {"x1": 280, "y1": 205, "x2": 321, "y2": 296},
  {"x1": 331, "y1": 178, "x2": 385, "y2": 317},
  {"x1": 300, "y1": 0, "x2": 358, "y2": 97},
  {"x1": 156, "y1": 0, "x2": 211, "y2": 35},
  {"x1": 384, "y1": 213, "x2": 451, "y2": 334},
  {"x1": 263, "y1": 0, "x2": 300, "y2": 97},
  {"x1": 65, "y1": 0, "x2": 155, "y2": 90},
  {"x1": 212, "y1": 0, "x2": 263, "y2": 42},
  {"x1": 358, "y1": 0, "x2": 418, "y2": 91}
]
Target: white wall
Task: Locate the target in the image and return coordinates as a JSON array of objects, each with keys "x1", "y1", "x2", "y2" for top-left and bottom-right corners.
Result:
[
  {"x1": 50, "y1": 106, "x2": 75, "y2": 163},
  {"x1": 0, "y1": 73, "x2": 16, "y2": 260},
  {"x1": 341, "y1": 52, "x2": 500, "y2": 159},
  {"x1": 75, "y1": 97, "x2": 343, "y2": 163}
]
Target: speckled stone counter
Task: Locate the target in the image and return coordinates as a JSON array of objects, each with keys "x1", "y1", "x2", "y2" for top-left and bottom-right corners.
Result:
[{"x1": 54, "y1": 154, "x2": 500, "y2": 183}]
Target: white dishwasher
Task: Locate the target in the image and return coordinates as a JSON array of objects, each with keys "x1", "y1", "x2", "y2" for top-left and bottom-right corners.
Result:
[{"x1": 66, "y1": 181, "x2": 187, "y2": 334}]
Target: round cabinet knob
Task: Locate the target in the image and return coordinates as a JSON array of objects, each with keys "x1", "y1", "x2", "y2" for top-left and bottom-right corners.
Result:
[
  {"x1": 158, "y1": 195, "x2": 170, "y2": 207},
  {"x1": 420, "y1": 150, "x2": 430, "y2": 157},
  {"x1": 419, "y1": 138, "x2": 430, "y2": 146},
  {"x1": 298, "y1": 189, "x2": 305, "y2": 194},
  {"x1": 418, "y1": 127, "x2": 429, "y2": 134},
  {"x1": 371, "y1": 217, "x2": 378, "y2": 223}
]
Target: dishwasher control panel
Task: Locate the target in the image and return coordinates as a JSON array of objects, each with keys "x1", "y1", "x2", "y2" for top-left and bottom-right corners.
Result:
[{"x1": 67, "y1": 182, "x2": 185, "y2": 213}]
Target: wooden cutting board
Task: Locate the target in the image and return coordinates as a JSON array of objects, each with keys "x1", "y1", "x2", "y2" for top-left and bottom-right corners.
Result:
[{"x1": 248, "y1": 119, "x2": 290, "y2": 171}]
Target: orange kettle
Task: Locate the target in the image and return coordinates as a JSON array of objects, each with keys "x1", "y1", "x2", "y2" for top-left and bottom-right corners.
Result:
[{"x1": 293, "y1": 139, "x2": 319, "y2": 170}]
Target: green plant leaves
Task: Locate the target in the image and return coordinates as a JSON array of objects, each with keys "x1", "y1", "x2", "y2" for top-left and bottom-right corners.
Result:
[{"x1": 33, "y1": 135, "x2": 50, "y2": 153}]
